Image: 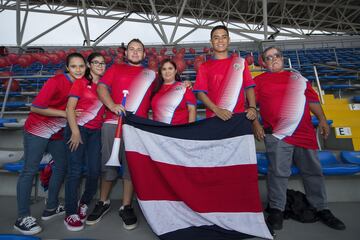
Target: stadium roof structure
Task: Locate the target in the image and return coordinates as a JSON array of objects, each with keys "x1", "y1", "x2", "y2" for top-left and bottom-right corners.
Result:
[{"x1": 1, "y1": 0, "x2": 360, "y2": 47}]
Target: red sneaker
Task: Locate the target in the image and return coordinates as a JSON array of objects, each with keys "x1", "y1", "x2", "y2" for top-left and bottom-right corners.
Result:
[
  {"x1": 78, "y1": 203, "x2": 88, "y2": 223},
  {"x1": 64, "y1": 214, "x2": 84, "y2": 231}
]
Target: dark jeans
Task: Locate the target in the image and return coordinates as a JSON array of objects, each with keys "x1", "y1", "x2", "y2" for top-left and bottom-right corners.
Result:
[
  {"x1": 17, "y1": 131, "x2": 67, "y2": 217},
  {"x1": 64, "y1": 125, "x2": 101, "y2": 216}
]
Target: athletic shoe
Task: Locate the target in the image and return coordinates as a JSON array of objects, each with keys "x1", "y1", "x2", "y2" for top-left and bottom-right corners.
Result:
[
  {"x1": 317, "y1": 209, "x2": 346, "y2": 230},
  {"x1": 64, "y1": 214, "x2": 84, "y2": 231},
  {"x1": 267, "y1": 208, "x2": 283, "y2": 230},
  {"x1": 41, "y1": 204, "x2": 65, "y2": 220},
  {"x1": 78, "y1": 203, "x2": 88, "y2": 223},
  {"x1": 119, "y1": 205, "x2": 138, "y2": 230},
  {"x1": 14, "y1": 216, "x2": 42, "y2": 235},
  {"x1": 86, "y1": 200, "x2": 111, "y2": 225}
]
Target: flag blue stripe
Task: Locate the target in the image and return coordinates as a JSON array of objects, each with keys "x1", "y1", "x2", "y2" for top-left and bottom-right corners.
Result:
[
  {"x1": 159, "y1": 225, "x2": 254, "y2": 240},
  {"x1": 124, "y1": 112, "x2": 253, "y2": 141}
]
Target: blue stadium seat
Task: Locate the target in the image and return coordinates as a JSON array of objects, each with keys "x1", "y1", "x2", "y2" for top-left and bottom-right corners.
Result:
[
  {"x1": 311, "y1": 116, "x2": 333, "y2": 127},
  {"x1": 318, "y1": 151, "x2": 360, "y2": 175},
  {"x1": 256, "y1": 152, "x2": 299, "y2": 175},
  {"x1": 0, "y1": 91, "x2": 22, "y2": 96},
  {"x1": 340, "y1": 151, "x2": 360, "y2": 165},
  {"x1": 0, "y1": 101, "x2": 30, "y2": 108},
  {"x1": 352, "y1": 96, "x2": 360, "y2": 103},
  {"x1": 0, "y1": 118, "x2": 17, "y2": 127},
  {"x1": 3, "y1": 161, "x2": 47, "y2": 173},
  {"x1": 321, "y1": 84, "x2": 353, "y2": 90},
  {"x1": 0, "y1": 234, "x2": 40, "y2": 240}
]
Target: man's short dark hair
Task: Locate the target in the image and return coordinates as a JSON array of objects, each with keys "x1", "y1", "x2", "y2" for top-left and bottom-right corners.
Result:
[
  {"x1": 261, "y1": 46, "x2": 283, "y2": 62},
  {"x1": 210, "y1": 25, "x2": 229, "y2": 39},
  {"x1": 126, "y1": 38, "x2": 145, "y2": 51}
]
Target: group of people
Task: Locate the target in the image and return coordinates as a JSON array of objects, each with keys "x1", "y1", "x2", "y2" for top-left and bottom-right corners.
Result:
[{"x1": 14, "y1": 25, "x2": 345, "y2": 237}]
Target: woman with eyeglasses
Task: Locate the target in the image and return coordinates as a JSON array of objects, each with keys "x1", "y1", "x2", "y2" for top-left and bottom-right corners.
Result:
[
  {"x1": 151, "y1": 59, "x2": 197, "y2": 125},
  {"x1": 64, "y1": 52, "x2": 106, "y2": 231},
  {"x1": 14, "y1": 53, "x2": 86, "y2": 235}
]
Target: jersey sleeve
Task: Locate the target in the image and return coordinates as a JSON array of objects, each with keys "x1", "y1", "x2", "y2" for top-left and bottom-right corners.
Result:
[
  {"x1": 305, "y1": 81, "x2": 320, "y2": 103},
  {"x1": 99, "y1": 64, "x2": 117, "y2": 90},
  {"x1": 253, "y1": 75, "x2": 262, "y2": 103},
  {"x1": 68, "y1": 79, "x2": 85, "y2": 99},
  {"x1": 185, "y1": 88, "x2": 197, "y2": 106},
  {"x1": 193, "y1": 63, "x2": 208, "y2": 93},
  {"x1": 243, "y1": 61, "x2": 255, "y2": 89},
  {"x1": 32, "y1": 76, "x2": 59, "y2": 109}
]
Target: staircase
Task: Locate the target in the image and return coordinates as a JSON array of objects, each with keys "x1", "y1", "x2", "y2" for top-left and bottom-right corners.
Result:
[{"x1": 322, "y1": 94, "x2": 360, "y2": 150}]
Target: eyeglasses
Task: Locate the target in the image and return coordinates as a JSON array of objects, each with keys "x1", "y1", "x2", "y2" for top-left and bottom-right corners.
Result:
[
  {"x1": 91, "y1": 61, "x2": 106, "y2": 67},
  {"x1": 128, "y1": 47, "x2": 144, "y2": 53},
  {"x1": 265, "y1": 53, "x2": 282, "y2": 62}
]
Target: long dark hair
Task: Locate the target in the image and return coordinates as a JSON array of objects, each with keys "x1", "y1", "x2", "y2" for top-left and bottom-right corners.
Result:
[
  {"x1": 153, "y1": 59, "x2": 182, "y2": 94},
  {"x1": 65, "y1": 53, "x2": 86, "y2": 72},
  {"x1": 85, "y1": 52, "x2": 105, "y2": 85}
]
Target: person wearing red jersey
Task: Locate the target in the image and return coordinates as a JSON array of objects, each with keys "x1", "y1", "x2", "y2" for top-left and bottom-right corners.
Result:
[
  {"x1": 193, "y1": 25, "x2": 257, "y2": 121},
  {"x1": 151, "y1": 59, "x2": 197, "y2": 125},
  {"x1": 14, "y1": 53, "x2": 86, "y2": 235},
  {"x1": 63, "y1": 52, "x2": 106, "y2": 231},
  {"x1": 87, "y1": 39, "x2": 156, "y2": 229},
  {"x1": 253, "y1": 46, "x2": 345, "y2": 231}
]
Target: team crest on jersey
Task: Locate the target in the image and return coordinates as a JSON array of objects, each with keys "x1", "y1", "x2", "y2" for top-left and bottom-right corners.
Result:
[
  {"x1": 143, "y1": 70, "x2": 150, "y2": 76},
  {"x1": 233, "y1": 63, "x2": 241, "y2": 71},
  {"x1": 290, "y1": 73, "x2": 300, "y2": 80},
  {"x1": 175, "y1": 85, "x2": 183, "y2": 91}
]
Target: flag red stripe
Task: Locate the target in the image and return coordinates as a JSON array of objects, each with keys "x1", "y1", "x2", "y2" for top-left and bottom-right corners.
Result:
[{"x1": 127, "y1": 151, "x2": 263, "y2": 213}]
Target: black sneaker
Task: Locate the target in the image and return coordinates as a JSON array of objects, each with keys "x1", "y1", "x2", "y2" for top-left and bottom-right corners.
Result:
[
  {"x1": 119, "y1": 205, "x2": 138, "y2": 230},
  {"x1": 86, "y1": 201, "x2": 111, "y2": 225},
  {"x1": 14, "y1": 216, "x2": 42, "y2": 235},
  {"x1": 267, "y1": 208, "x2": 283, "y2": 230},
  {"x1": 317, "y1": 209, "x2": 346, "y2": 230},
  {"x1": 41, "y1": 204, "x2": 65, "y2": 220}
]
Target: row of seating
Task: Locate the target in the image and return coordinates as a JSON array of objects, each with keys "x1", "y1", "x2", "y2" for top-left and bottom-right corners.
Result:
[
  {"x1": 2, "y1": 149, "x2": 359, "y2": 176},
  {"x1": 257, "y1": 150, "x2": 360, "y2": 175}
]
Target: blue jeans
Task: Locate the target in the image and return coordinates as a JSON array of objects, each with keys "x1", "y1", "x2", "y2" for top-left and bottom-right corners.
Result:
[
  {"x1": 17, "y1": 131, "x2": 67, "y2": 217},
  {"x1": 64, "y1": 125, "x2": 101, "y2": 215}
]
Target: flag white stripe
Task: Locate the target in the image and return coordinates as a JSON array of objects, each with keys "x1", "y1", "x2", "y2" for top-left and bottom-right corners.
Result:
[
  {"x1": 123, "y1": 124, "x2": 257, "y2": 167},
  {"x1": 138, "y1": 200, "x2": 273, "y2": 239}
]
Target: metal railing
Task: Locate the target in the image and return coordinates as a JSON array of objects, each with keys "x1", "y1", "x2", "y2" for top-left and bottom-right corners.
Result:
[{"x1": 0, "y1": 74, "x2": 53, "y2": 118}]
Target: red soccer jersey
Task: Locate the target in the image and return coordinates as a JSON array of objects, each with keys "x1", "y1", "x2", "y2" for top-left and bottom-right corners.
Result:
[
  {"x1": 25, "y1": 74, "x2": 73, "y2": 139},
  {"x1": 68, "y1": 78, "x2": 104, "y2": 129},
  {"x1": 99, "y1": 63, "x2": 156, "y2": 123},
  {"x1": 151, "y1": 81, "x2": 197, "y2": 125},
  {"x1": 254, "y1": 71, "x2": 320, "y2": 149},
  {"x1": 194, "y1": 56, "x2": 255, "y2": 118}
]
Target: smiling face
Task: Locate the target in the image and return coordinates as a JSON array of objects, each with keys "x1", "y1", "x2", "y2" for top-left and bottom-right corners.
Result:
[
  {"x1": 210, "y1": 28, "x2": 230, "y2": 55},
  {"x1": 264, "y1": 48, "x2": 284, "y2": 73},
  {"x1": 126, "y1": 41, "x2": 145, "y2": 66},
  {"x1": 66, "y1": 56, "x2": 86, "y2": 81},
  {"x1": 160, "y1": 61, "x2": 177, "y2": 84},
  {"x1": 89, "y1": 56, "x2": 106, "y2": 78}
]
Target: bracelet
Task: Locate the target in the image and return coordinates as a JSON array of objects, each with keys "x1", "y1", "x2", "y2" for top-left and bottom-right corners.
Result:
[{"x1": 247, "y1": 106, "x2": 258, "y2": 112}]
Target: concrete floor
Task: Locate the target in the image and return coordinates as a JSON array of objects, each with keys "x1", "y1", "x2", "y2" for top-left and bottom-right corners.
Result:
[{"x1": 0, "y1": 196, "x2": 359, "y2": 240}]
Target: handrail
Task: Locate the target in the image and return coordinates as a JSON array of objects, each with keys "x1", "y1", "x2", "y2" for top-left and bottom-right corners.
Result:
[
  {"x1": 313, "y1": 62, "x2": 360, "y2": 74},
  {"x1": 313, "y1": 65, "x2": 325, "y2": 105}
]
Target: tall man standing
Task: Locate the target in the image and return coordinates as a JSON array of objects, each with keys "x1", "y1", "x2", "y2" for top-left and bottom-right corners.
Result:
[
  {"x1": 193, "y1": 25, "x2": 257, "y2": 121},
  {"x1": 86, "y1": 39, "x2": 156, "y2": 229},
  {"x1": 253, "y1": 46, "x2": 345, "y2": 231}
]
